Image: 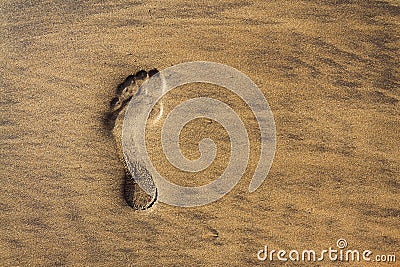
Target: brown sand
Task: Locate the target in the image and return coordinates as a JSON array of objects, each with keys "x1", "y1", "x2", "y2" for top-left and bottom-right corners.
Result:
[{"x1": 1, "y1": 0, "x2": 399, "y2": 266}]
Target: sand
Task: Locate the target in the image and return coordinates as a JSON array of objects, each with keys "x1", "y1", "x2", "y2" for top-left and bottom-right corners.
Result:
[{"x1": 1, "y1": 0, "x2": 399, "y2": 266}]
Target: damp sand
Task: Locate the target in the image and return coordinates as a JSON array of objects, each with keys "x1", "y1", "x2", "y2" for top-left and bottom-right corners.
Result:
[{"x1": 1, "y1": 1, "x2": 399, "y2": 265}]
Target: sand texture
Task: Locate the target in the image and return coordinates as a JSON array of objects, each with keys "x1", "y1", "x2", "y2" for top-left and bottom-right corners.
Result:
[{"x1": 1, "y1": 0, "x2": 399, "y2": 266}]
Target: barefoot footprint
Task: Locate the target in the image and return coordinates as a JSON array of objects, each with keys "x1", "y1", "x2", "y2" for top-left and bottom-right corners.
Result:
[{"x1": 106, "y1": 69, "x2": 159, "y2": 210}]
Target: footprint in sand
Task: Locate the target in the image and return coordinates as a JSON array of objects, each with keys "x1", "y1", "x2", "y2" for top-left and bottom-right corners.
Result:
[{"x1": 105, "y1": 69, "x2": 159, "y2": 210}]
